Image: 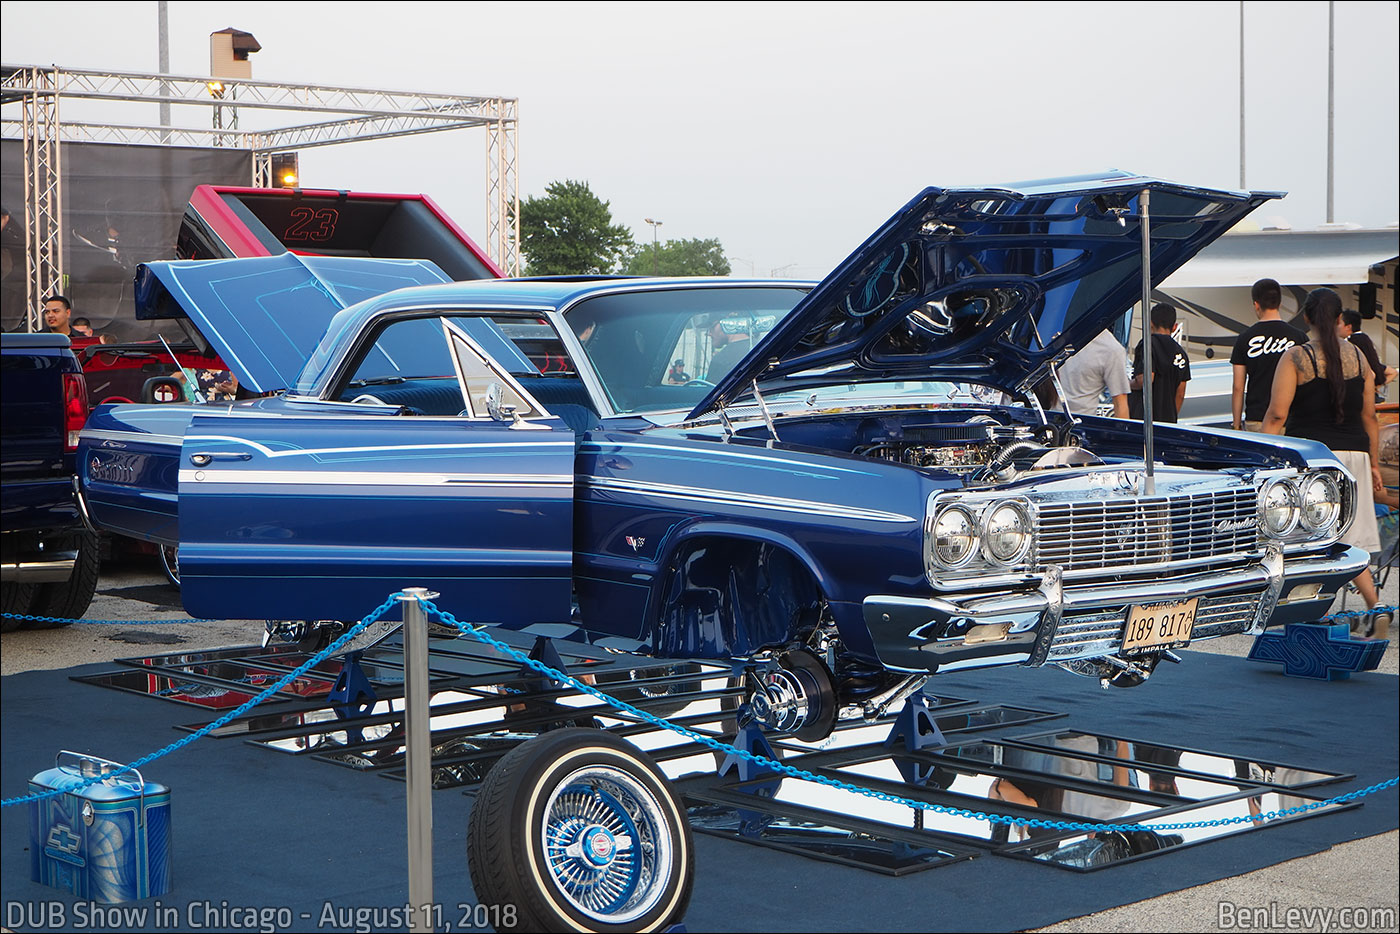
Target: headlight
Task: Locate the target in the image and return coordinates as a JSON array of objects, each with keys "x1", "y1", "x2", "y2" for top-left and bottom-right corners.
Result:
[
  {"x1": 983, "y1": 502, "x2": 1031, "y2": 564},
  {"x1": 932, "y1": 506, "x2": 978, "y2": 568},
  {"x1": 1299, "y1": 473, "x2": 1341, "y2": 530},
  {"x1": 1260, "y1": 479, "x2": 1299, "y2": 536}
]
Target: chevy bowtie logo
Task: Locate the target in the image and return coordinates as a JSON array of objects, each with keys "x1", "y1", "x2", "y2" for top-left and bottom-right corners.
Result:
[
  {"x1": 1247, "y1": 622, "x2": 1387, "y2": 679},
  {"x1": 46, "y1": 823, "x2": 81, "y2": 855},
  {"x1": 1215, "y1": 518, "x2": 1254, "y2": 533}
]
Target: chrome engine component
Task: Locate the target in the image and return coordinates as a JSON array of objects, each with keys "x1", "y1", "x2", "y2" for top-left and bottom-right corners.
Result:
[
  {"x1": 853, "y1": 419, "x2": 1093, "y2": 484},
  {"x1": 1054, "y1": 653, "x2": 1162, "y2": 689},
  {"x1": 836, "y1": 672, "x2": 929, "y2": 723},
  {"x1": 746, "y1": 650, "x2": 837, "y2": 742}
]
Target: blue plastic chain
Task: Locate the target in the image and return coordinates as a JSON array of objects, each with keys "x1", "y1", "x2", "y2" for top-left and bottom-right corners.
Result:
[
  {"x1": 1, "y1": 613, "x2": 212, "y2": 625},
  {"x1": 0, "y1": 594, "x2": 401, "y2": 809},
  {"x1": 3, "y1": 592, "x2": 1396, "y2": 838},
  {"x1": 419, "y1": 597, "x2": 1399, "y2": 836}
]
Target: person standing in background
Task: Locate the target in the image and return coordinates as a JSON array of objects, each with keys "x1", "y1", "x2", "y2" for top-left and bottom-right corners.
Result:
[
  {"x1": 1130, "y1": 303, "x2": 1191, "y2": 422},
  {"x1": 1263, "y1": 288, "x2": 1387, "y2": 640},
  {"x1": 42, "y1": 294, "x2": 74, "y2": 336},
  {"x1": 1231, "y1": 278, "x2": 1306, "y2": 432},
  {"x1": 1339, "y1": 308, "x2": 1396, "y2": 402},
  {"x1": 69, "y1": 316, "x2": 109, "y2": 345},
  {"x1": 1058, "y1": 327, "x2": 1131, "y2": 418}
]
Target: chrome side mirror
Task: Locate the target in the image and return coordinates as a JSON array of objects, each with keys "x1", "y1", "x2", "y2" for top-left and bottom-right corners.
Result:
[
  {"x1": 484, "y1": 382, "x2": 550, "y2": 430},
  {"x1": 485, "y1": 383, "x2": 516, "y2": 423}
]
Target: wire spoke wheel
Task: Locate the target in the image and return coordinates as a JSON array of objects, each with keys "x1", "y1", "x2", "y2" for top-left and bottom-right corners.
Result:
[
  {"x1": 542, "y1": 768, "x2": 665, "y2": 922},
  {"x1": 469, "y1": 728, "x2": 693, "y2": 933}
]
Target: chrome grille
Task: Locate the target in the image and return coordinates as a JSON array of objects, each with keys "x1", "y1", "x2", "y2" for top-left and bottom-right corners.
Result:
[
  {"x1": 1034, "y1": 488, "x2": 1258, "y2": 573},
  {"x1": 1044, "y1": 589, "x2": 1263, "y2": 662}
]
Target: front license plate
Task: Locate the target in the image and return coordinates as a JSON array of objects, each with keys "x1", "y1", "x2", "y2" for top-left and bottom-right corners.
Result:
[{"x1": 1121, "y1": 598, "x2": 1198, "y2": 653}]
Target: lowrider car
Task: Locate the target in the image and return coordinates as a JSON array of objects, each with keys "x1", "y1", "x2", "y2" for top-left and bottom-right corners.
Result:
[
  {"x1": 80, "y1": 171, "x2": 1367, "y2": 721},
  {"x1": 77, "y1": 173, "x2": 1369, "y2": 930}
]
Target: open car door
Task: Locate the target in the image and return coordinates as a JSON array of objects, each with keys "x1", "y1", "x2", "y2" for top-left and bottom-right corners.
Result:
[{"x1": 177, "y1": 317, "x2": 577, "y2": 626}]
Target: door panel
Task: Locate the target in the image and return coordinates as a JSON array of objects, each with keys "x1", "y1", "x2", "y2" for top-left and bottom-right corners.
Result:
[{"x1": 178, "y1": 414, "x2": 575, "y2": 624}]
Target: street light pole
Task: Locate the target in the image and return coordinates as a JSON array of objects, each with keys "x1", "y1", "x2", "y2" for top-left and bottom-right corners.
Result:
[
  {"x1": 1326, "y1": 0, "x2": 1335, "y2": 223},
  {"x1": 644, "y1": 217, "x2": 663, "y2": 275}
]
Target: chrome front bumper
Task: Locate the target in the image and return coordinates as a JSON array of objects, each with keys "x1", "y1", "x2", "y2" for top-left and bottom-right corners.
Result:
[{"x1": 863, "y1": 543, "x2": 1369, "y2": 674}]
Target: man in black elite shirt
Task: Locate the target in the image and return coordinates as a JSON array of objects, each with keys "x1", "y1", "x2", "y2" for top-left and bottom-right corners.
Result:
[
  {"x1": 1130, "y1": 303, "x2": 1191, "y2": 422},
  {"x1": 1231, "y1": 278, "x2": 1307, "y2": 431}
]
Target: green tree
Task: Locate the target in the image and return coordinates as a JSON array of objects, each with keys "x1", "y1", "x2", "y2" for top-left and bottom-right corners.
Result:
[
  {"x1": 623, "y1": 237, "x2": 731, "y2": 277},
  {"x1": 517, "y1": 180, "x2": 633, "y2": 275}
]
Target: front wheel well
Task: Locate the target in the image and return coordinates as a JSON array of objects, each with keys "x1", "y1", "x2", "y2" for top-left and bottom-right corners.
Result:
[{"x1": 645, "y1": 536, "x2": 823, "y2": 659}]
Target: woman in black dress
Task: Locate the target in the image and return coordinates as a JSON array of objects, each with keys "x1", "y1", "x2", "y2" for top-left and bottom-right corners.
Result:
[{"x1": 1262, "y1": 288, "x2": 1387, "y2": 639}]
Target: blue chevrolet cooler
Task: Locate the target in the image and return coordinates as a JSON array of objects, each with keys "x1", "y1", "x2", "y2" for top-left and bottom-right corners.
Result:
[{"x1": 28, "y1": 751, "x2": 171, "y2": 902}]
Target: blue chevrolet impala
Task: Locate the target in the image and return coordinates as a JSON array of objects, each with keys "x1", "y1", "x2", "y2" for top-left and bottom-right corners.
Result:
[
  {"x1": 81, "y1": 171, "x2": 1366, "y2": 723},
  {"x1": 77, "y1": 173, "x2": 1368, "y2": 929}
]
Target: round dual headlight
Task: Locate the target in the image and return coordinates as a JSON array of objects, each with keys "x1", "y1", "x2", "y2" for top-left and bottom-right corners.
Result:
[
  {"x1": 933, "y1": 506, "x2": 978, "y2": 568},
  {"x1": 1299, "y1": 473, "x2": 1341, "y2": 531},
  {"x1": 1260, "y1": 479, "x2": 1299, "y2": 536},
  {"x1": 983, "y1": 502, "x2": 1032, "y2": 564}
]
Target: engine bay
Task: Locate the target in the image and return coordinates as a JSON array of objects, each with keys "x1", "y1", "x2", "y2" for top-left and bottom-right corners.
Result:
[
  {"x1": 720, "y1": 397, "x2": 1301, "y2": 485},
  {"x1": 848, "y1": 416, "x2": 1106, "y2": 486}
]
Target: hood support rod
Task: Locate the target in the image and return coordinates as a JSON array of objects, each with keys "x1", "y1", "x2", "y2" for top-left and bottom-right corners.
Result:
[
  {"x1": 1139, "y1": 188, "x2": 1155, "y2": 496},
  {"x1": 158, "y1": 334, "x2": 206, "y2": 404},
  {"x1": 751, "y1": 379, "x2": 781, "y2": 442}
]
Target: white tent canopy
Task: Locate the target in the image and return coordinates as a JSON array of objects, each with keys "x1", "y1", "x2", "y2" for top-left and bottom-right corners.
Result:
[{"x1": 1162, "y1": 228, "x2": 1399, "y2": 289}]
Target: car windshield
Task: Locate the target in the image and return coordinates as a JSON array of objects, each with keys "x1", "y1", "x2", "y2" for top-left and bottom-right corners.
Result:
[{"x1": 565, "y1": 287, "x2": 808, "y2": 414}]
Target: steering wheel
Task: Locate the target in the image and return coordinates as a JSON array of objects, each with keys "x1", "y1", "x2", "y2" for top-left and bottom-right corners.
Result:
[{"x1": 684, "y1": 378, "x2": 715, "y2": 388}]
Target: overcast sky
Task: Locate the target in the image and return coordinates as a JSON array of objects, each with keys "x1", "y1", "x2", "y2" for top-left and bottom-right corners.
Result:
[{"x1": 3, "y1": 0, "x2": 1397, "y2": 277}]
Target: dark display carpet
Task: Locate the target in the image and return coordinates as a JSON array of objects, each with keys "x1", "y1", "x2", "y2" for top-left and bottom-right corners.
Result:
[{"x1": 2, "y1": 648, "x2": 1396, "y2": 933}]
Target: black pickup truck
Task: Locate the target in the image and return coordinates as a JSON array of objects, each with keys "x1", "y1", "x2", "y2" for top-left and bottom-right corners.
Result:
[{"x1": 1, "y1": 332, "x2": 98, "y2": 628}]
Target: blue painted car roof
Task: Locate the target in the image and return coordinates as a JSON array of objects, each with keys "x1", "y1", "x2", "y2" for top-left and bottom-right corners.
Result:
[{"x1": 292, "y1": 276, "x2": 807, "y2": 395}]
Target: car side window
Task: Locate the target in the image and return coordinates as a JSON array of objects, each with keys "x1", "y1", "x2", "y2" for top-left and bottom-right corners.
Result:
[
  {"x1": 444, "y1": 319, "x2": 544, "y2": 419},
  {"x1": 336, "y1": 312, "x2": 589, "y2": 421}
]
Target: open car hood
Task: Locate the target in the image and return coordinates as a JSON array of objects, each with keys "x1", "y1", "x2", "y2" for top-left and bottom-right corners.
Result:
[
  {"x1": 688, "y1": 172, "x2": 1279, "y2": 420},
  {"x1": 134, "y1": 253, "x2": 452, "y2": 394}
]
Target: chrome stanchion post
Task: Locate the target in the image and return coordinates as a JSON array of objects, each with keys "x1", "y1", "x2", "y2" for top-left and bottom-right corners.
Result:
[
  {"x1": 399, "y1": 587, "x2": 439, "y2": 934},
  {"x1": 1139, "y1": 187, "x2": 1156, "y2": 497}
]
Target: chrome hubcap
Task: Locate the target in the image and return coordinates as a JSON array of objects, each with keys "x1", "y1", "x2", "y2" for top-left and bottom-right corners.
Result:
[
  {"x1": 752, "y1": 666, "x2": 814, "y2": 733},
  {"x1": 541, "y1": 766, "x2": 671, "y2": 924}
]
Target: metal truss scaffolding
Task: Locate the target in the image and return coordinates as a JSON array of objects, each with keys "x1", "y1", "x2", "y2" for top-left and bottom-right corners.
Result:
[
  {"x1": 1, "y1": 64, "x2": 521, "y2": 317},
  {"x1": 8, "y1": 66, "x2": 64, "y2": 330}
]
